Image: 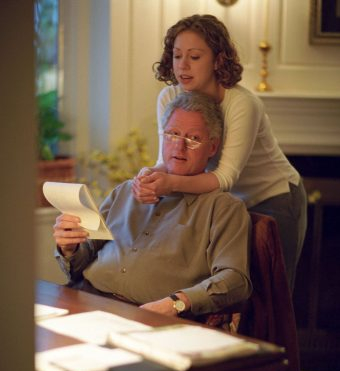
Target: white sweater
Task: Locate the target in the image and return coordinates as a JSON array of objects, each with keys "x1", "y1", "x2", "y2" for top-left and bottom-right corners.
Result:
[{"x1": 156, "y1": 84, "x2": 300, "y2": 208}]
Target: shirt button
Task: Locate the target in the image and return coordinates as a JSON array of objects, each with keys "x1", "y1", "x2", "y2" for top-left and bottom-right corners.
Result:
[
  {"x1": 132, "y1": 247, "x2": 137, "y2": 252},
  {"x1": 120, "y1": 267, "x2": 127, "y2": 273},
  {"x1": 144, "y1": 231, "x2": 150, "y2": 236}
]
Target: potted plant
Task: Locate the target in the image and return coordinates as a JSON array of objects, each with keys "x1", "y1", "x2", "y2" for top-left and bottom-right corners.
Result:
[{"x1": 37, "y1": 89, "x2": 76, "y2": 207}]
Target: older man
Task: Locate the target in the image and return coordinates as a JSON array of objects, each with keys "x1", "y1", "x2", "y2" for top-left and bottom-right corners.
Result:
[{"x1": 53, "y1": 92, "x2": 251, "y2": 318}]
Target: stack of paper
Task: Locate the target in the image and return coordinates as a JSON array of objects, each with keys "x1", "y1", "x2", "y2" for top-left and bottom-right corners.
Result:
[
  {"x1": 35, "y1": 344, "x2": 142, "y2": 371},
  {"x1": 36, "y1": 310, "x2": 276, "y2": 371},
  {"x1": 37, "y1": 310, "x2": 151, "y2": 346},
  {"x1": 108, "y1": 324, "x2": 261, "y2": 371}
]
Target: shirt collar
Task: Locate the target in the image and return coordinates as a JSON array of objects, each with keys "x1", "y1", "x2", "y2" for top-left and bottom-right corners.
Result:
[
  {"x1": 183, "y1": 193, "x2": 198, "y2": 206},
  {"x1": 161, "y1": 192, "x2": 198, "y2": 206}
]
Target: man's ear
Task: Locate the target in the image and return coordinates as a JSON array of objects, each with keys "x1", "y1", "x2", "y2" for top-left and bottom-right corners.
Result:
[{"x1": 208, "y1": 137, "x2": 220, "y2": 158}]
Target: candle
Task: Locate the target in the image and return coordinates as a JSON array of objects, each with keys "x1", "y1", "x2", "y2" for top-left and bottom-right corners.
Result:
[{"x1": 263, "y1": 0, "x2": 269, "y2": 41}]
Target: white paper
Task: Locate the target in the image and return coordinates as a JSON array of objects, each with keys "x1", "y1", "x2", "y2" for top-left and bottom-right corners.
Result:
[
  {"x1": 131, "y1": 325, "x2": 245, "y2": 354},
  {"x1": 35, "y1": 304, "x2": 69, "y2": 321},
  {"x1": 108, "y1": 325, "x2": 260, "y2": 371},
  {"x1": 43, "y1": 182, "x2": 100, "y2": 230},
  {"x1": 35, "y1": 343, "x2": 142, "y2": 371},
  {"x1": 37, "y1": 310, "x2": 151, "y2": 345},
  {"x1": 43, "y1": 182, "x2": 113, "y2": 240}
]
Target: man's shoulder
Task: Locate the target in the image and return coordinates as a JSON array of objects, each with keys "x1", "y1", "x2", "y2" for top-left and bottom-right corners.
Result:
[
  {"x1": 200, "y1": 189, "x2": 245, "y2": 206},
  {"x1": 108, "y1": 179, "x2": 133, "y2": 199}
]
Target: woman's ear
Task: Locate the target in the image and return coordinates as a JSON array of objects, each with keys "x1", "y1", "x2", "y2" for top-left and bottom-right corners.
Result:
[{"x1": 214, "y1": 52, "x2": 223, "y2": 71}]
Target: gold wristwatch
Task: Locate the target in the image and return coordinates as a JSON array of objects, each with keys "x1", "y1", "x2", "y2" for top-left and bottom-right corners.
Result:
[{"x1": 169, "y1": 294, "x2": 186, "y2": 314}]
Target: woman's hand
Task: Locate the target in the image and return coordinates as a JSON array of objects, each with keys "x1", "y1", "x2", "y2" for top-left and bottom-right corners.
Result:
[
  {"x1": 132, "y1": 172, "x2": 174, "y2": 204},
  {"x1": 132, "y1": 167, "x2": 159, "y2": 204},
  {"x1": 137, "y1": 167, "x2": 154, "y2": 177},
  {"x1": 53, "y1": 214, "x2": 88, "y2": 256}
]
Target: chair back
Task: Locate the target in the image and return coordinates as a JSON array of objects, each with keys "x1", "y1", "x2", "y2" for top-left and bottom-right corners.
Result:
[{"x1": 238, "y1": 212, "x2": 300, "y2": 371}]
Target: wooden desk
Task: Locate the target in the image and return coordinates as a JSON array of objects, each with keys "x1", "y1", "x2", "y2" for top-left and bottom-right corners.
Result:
[{"x1": 36, "y1": 280, "x2": 287, "y2": 371}]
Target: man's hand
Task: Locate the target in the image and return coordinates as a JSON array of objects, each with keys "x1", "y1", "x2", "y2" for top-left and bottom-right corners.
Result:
[
  {"x1": 140, "y1": 292, "x2": 190, "y2": 316},
  {"x1": 132, "y1": 172, "x2": 174, "y2": 204},
  {"x1": 53, "y1": 214, "x2": 88, "y2": 257}
]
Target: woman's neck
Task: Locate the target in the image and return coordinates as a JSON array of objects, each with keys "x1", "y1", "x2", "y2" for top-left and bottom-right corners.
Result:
[{"x1": 201, "y1": 83, "x2": 226, "y2": 104}]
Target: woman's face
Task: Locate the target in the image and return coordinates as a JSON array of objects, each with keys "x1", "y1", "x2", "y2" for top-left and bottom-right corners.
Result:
[{"x1": 173, "y1": 30, "x2": 218, "y2": 95}]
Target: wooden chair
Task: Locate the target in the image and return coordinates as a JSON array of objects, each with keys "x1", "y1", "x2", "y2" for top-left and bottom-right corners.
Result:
[
  {"x1": 237, "y1": 212, "x2": 300, "y2": 371},
  {"x1": 202, "y1": 212, "x2": 300, "y2": 371}
]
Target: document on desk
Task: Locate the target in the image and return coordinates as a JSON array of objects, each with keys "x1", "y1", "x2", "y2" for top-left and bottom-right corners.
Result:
[
  {"x1": 108, "y1": 324, "x2": 262, "y2": 371},
  {"x1": 37, "y1": 310, "x2": 151, "y2": 346},
  {"x1": 35, "y1": 343, "x2": 142, "y2": 371},
  {"x1": 34, "y1": 303, "x2": 69, "y2": 321},
  {"x1": 43, "y1": 181, "x2": 113, "y2": 240}
]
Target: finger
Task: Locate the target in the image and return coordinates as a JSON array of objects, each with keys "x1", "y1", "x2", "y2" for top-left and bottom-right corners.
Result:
[
  {"x1": 138, "y1": 167, "x2": 153, "y2": 177},
  {"x1": 54, "y1": 227, "x2": 88, "y2": 238},
  {"x1": 132, "y1": 182, "x2": 156, "y2": 197},
  {"x1": 56, "y1": 214, "x2": 81, "y2": 224},
  {"x1": 54, "y1": 228, "x2": 88, "y2": 247},
  {"x1": 56, "y1": 236, "x2": 87, "y2": 248},
  {"x1": 54, "y1": 220, "x2": 82, "y2": 231},
  {"x1": 136, "y1": 195, "x2": 159, "y2": 204},
  {"x1": 139, "y1": 174, "x2": 157, "y2": 184}
]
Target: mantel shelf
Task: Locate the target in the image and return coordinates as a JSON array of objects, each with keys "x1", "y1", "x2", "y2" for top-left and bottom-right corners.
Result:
[{"x1": 254, "y1": 90, "x2": 340, "y2": 100}]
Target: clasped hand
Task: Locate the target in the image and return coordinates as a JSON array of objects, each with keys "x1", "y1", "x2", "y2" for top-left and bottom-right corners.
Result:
[{"x1": 132, "y1": 167, "x2": 174, "y2": 204}]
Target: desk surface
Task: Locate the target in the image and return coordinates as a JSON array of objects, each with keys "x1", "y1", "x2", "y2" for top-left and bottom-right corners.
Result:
[{"x1": 36, "y1": 280, "x2": 287, "y2": 371}]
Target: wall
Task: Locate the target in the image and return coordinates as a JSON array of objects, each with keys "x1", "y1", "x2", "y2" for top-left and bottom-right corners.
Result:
[
  {"x1": 0, "y1": 1, "x2": 35, "y2": 370},
  {"x1": 35, "y1": 208, "x2": 67, "y2": 284},
  {"x1": 60, "y1": 0, "x2": 340, "y2": 160}
]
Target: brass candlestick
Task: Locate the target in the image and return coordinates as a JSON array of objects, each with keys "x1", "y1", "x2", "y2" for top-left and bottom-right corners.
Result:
[{"x1": 256, "y1": 41, "x2": 272, "y2": 92}]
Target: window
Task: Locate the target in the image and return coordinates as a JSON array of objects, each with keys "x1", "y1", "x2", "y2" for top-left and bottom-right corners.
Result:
[{"x1": 34, "y1": 0, "x2": 60, "y2": 94}]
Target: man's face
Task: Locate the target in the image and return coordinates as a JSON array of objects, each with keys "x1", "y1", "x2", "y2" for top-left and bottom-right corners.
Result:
[{"x1": 162, "y1": 108, "x2": 219, "y2": 176}]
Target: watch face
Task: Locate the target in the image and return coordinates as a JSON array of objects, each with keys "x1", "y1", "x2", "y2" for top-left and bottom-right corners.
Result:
[{"x1": 175, "y1": 300, "x2": 186, "y2": 312}]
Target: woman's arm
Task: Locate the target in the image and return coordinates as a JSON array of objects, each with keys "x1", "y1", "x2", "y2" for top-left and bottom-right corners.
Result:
[
  {"x1": 134, "y1": 86, "x2": 263, "y2": 201},
  {"x1": 133, "y1": 171, "x2": 220, "y2": 200},
  {"x1": 211, "y1": 89, "x2": 262, "y2": 191}
]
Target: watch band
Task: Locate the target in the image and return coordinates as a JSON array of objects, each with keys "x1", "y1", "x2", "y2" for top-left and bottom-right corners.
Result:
[
  {"x1": 169, "y1": 294, "x2": 186, "y2": 314},
  {"x1": 170, "y1": 294, "x2": 180, "y2": 302}
]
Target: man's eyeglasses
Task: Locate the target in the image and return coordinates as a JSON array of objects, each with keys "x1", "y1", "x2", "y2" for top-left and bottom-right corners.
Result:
[{"x1": 162, "y1": 132, "x2": 210, "y2": 150}]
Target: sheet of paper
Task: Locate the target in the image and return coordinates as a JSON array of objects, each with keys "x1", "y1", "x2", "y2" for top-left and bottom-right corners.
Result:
[
  {"x1": 35, "y1": 343, "x2": 142, "y2": 371},
  {"x1": 43, "y1": 182, "x2": 100, "y2": 230},
  {"x1": 35, "y1": 303, "x2": 69, "y2": 321},
  {"x1": 130, "y1": 325, "x2": 245, "y2": 354},
  {"x1": 37, "y1": 310, "x2": 151, "y2": 345},
  {"x1": 43, "y1": 182, "x2": 113, "y2": 240},
  {"x1": 108, "y1": 325, "x2": 260, "y2": 371}
]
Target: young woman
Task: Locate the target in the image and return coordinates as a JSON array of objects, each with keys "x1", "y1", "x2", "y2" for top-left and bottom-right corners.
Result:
[{"x1": 132, "y1": 14, "x2": 307, "y2": 291}]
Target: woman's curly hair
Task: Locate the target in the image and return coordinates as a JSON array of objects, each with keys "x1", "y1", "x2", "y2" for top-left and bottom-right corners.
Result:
[{"x1": 153, "y1": 14, "x2": 243, "y2": 89}]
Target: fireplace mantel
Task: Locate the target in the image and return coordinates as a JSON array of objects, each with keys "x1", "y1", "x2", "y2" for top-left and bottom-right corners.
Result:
[{"x1": 256, "y1": 91, "x2": 340, "y2": 156}]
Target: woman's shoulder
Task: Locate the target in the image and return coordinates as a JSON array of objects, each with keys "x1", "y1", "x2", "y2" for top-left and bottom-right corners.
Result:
[
  {"x1": 223, "y1": 84, "x2": 264, "y2": 113},
  {"x1": 158, "y1": 85, "x2": 183, "y2": 102},
  {"x1": 227, "y1": 84, "x2": 262, "y2": 103}
]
